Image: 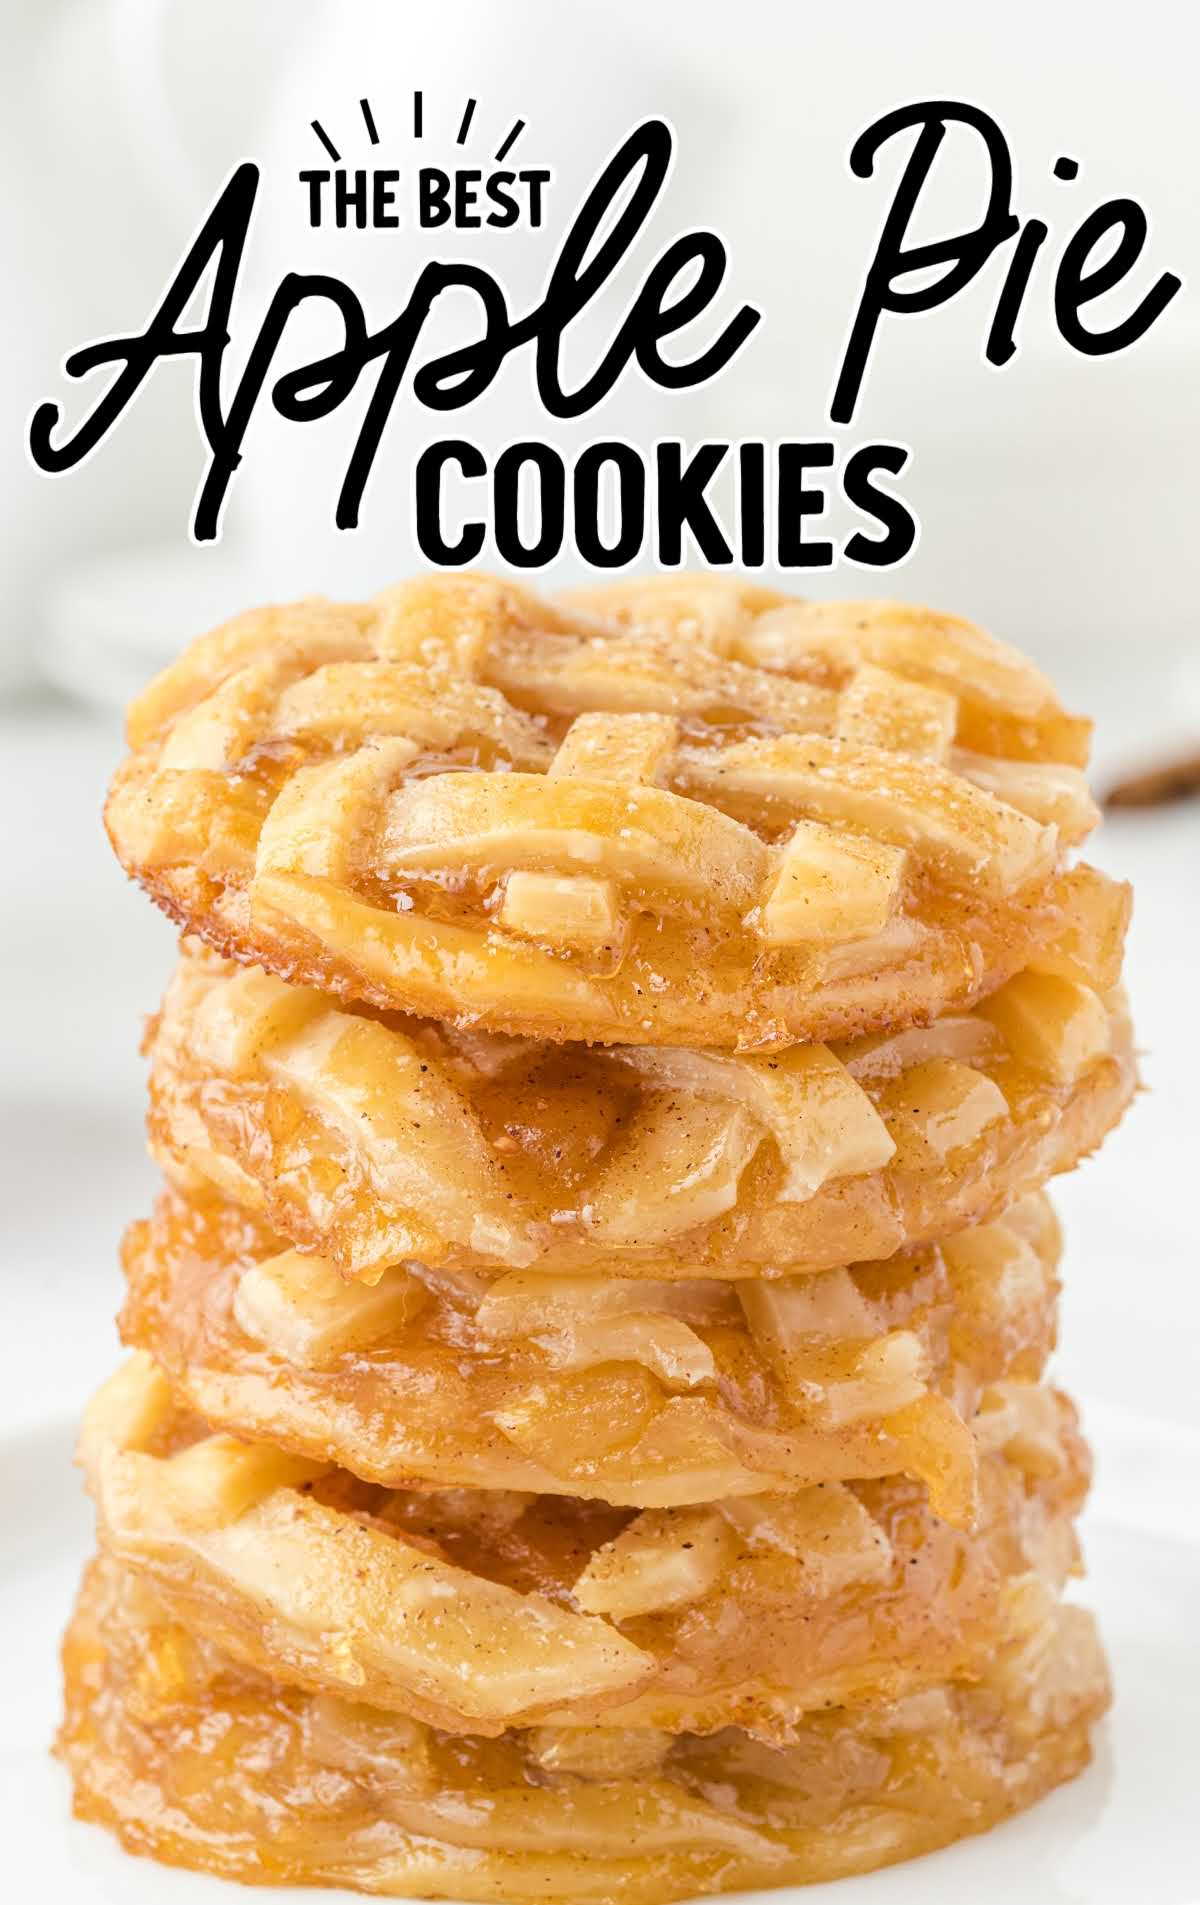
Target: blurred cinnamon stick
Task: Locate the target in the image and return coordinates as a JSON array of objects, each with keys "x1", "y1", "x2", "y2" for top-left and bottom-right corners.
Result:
[{"x1": 1105, "y1": 747, "x2": 1200, "y2": 808}]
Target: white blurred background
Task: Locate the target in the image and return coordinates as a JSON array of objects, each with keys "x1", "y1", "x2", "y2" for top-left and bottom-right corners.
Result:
[{"x1": 2, "y1": 1, "x2": 1198, "y2": 1450}]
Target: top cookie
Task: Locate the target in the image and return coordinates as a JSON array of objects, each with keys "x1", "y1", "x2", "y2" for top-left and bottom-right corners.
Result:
[{"x1": 106, "y1": 573, "x2": 1098, "y2": 1048}]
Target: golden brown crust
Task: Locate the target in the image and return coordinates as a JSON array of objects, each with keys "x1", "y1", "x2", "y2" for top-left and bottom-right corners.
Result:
[{"x1": 105, "y1": 573, "x2": 1101, "y2": 1049}]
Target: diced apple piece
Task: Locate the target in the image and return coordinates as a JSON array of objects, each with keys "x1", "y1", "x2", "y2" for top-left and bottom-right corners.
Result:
[
  {"x1": 304, "y1": 1694, "x2": 435, "y2": 1792},
  {"x1": 541, "y1": 1316, "x2": 717, "y2": 1390},
  {"x1": 1031, "y1": 864, "x2": 1131, "y2": 990},
  {"x1": 836, "y1": 664, "x2": 956, "y2": 761},
  {"x1": 251, "y1": 868, "x2": 610, "y2": 1028},
  {"x1": 477, "y1": 1272, "x2": 723, "y2": 1336},
  {"x1": 573, "y1": 1507, "x2": 737, "y2": 1619},
  {"x1": 813, "y1": 1332, "x2": 929, "y2": 1428},
  {"x1": 83, "y1": 1369, "x2": 330, "y2": 1540},
  {"x1": 721, "y1": 1484, "x2": 893, "y2": 1593},
  {"x1": 886, "y1": 1392, "x2": 980, "y2": 1528},
  {"x1": 134, "y1": 1435, "x2": 329, "y2": 1532},
  {"x1": 265, "y1": 1009, "x2": 529, "y2": 1263},
  {"x1": 378, "y1": 773, "x2": 768, "y2": 914},
  {"x1": 739, "y1": 1269, "x2": 881, "y2": 1349},
  {"x1": 999, "y1": 1191, "x2": 1062, "y2": 1263},
  {"x1": 740, "y1": 1278, "x2": 925, "y2": 1427},
  {"x1": 476, "y1": 1273, "x2": 716, "y2": 1389},
  {"x1": 370, "y1": 573, "x2": 561, "y2": 674},
  {"x1": 974, "y1": 1382, "x2": 1067, "y2": 1476},
  {"x1": 813, "y1": 912, "x2": 928, "y2": 983},
  {"x1": 496, "y1": 1366, "x2": 664, "y2": 1474},
  {"x1": 78, "y1": 1352, "x2": 173, "y2": 1476},
  {"x1": 583, "y1": 1098, "x2": 761, "y2": 1245},
  {"x1": 874, "y1": 1060, "x2": 1009, "y2": 1167},
  {"x1": 549, "y1": 711, "x2": 679, "y2": 783},
  {"x1": 979, "y1": 971, "x2": 1111, "y2": 1083},
  {"x1": 382, "y1": 1488, "x2": 536, "y2": 1542},
  {"x1": 761, "y1": 821, "x2": 906, "y2": 946},
  {"x1": 233, "y1": 1252, "x2": 428, "y2": 1366},
  {"x1": 612, "y1": 1043, "x2": 894, "y2": 1204},
  {"x1": 942, "y1": 1222, "x2": 1049, "y2": 1330},
  {"x1": 498, "y1": 871, "x2": 619, "y2": 949}
]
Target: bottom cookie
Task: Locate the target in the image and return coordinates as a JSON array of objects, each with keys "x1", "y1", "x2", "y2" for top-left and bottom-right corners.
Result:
[{"x1": 60, "y1": 1557, "x2": 1109, "y2": 1903}]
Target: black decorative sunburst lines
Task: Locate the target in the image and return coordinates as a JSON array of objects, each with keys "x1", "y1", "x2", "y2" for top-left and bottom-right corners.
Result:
[
  {"x1": 310, "y1": 119, "x2": 340, "y2": 163},
  {"x1": 308, "y1": 94, "x2": 530, "y2": 164},
  {"x1": 494, "y1": 117, "x2": 525, "y2": 162}
]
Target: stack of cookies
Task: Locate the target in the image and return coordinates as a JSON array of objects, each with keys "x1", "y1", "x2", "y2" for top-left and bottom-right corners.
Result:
[{"x1": 61, "y1": 574, "x2": 1135, "y2": 1901}]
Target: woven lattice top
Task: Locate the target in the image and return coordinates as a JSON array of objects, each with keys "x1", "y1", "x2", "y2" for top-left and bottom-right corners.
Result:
[
  {"x1": 107, "y1": 573, "x2": 1099, "y2": 1048},
  {"x1": 81, "y1": 1354, "x2": 1085, "y2": 1739}
]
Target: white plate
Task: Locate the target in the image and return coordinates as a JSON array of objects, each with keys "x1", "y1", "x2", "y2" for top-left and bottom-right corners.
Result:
[{"x1": 4, "y1": 1408, "x2": 1198, "y2": 1905}]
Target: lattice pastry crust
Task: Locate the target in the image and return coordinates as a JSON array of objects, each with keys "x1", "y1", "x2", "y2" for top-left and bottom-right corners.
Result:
[
  {"x1": 62, "y1": 1557, "x2": 1110, "y2": 1903},
  {"x1": 122, "y1": 1185, "x2": 1061, "y2": 1521},
  {"x1": 147, "y1": 929, "x2": 1134, "y2": 1282},
  {"x1": 106, "y1": 573, "x2": 1103, "y2": 1049},
  {"x1": 80, "y1": 1355, "x2": 1087, "y2": 1739}
]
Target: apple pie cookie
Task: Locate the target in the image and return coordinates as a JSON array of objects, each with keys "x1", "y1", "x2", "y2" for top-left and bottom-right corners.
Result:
[
  {"x1": 145, "y1": 932, "x2": 1134, "y2": 1282},
  {"x1": 106, "y1": 574, "x2": 1104, "y2": 1048},
  {"x1": 69, "y1": 566, "x2": 1129, "y2": 1899},
  {"x1": 61, "y1": 1556, "x2": 1110, "y2": 1903},
  {"x1": 121, "y1": 1185, "x2": 1061, "y2": 1518},
  {"x1": 80, "y1": 1354, "x2": 1087, "y2": 1739}
]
